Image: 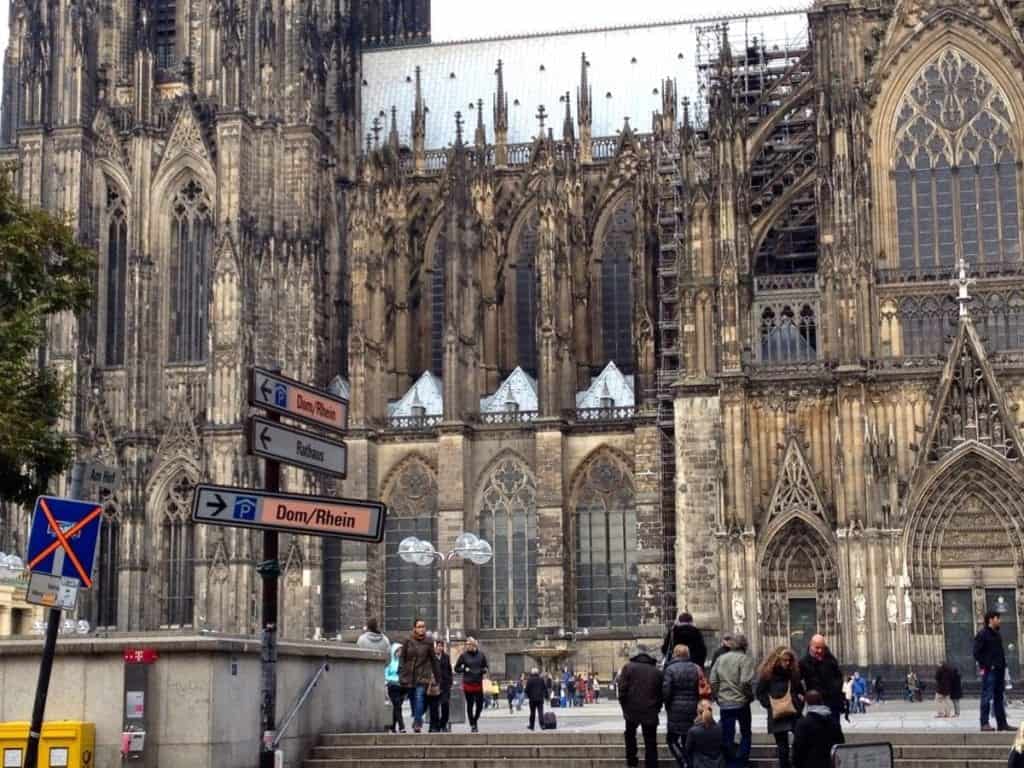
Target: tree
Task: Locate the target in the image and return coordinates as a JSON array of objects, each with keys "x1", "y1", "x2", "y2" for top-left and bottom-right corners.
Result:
[{"x1": 0, "y1": 176, "x2": 95, "y2": 506}]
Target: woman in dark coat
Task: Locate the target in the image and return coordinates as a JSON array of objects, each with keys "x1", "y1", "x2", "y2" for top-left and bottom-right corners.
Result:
[
  {"x1": 756, "y1": 647, "x2": 804, "y2": 768},
  {"x1": 662, "y1": 644, "x2": 702, "y2": 767}
]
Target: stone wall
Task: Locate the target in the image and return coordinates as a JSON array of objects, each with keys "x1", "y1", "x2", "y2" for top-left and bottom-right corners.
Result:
[{"x1": 0, "y1": 635, "x2": 388, "y2": 768}]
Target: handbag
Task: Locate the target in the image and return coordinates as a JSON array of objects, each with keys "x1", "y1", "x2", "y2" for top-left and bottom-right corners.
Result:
[
  {"x1": 770, "y1": 683, "x2": 798, "y2": 719},
  {"x1": 698, "y1": 669, "x2": 713, "y2": 699},
  {"x1": 426, "y1": 674, "x2": 440, "y2": 697}
]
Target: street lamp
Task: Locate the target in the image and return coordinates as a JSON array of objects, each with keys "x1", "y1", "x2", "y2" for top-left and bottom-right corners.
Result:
[{"x1": 398, "y1": 532, "x2": 493, "y2": 642}]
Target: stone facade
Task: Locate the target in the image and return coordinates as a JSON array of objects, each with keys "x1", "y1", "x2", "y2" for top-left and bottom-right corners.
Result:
[{"x1": 6, "y1": 0, "x2": 1024, "y2": 678}]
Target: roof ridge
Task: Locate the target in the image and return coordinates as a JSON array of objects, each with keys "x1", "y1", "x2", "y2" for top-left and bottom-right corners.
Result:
[{"x1": 367, "y1": 6, "x2": 812, "y2": 52}]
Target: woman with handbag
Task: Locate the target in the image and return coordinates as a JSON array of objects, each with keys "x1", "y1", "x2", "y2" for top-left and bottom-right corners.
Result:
[
  {"x1": 756, "y1": 647, "x2": 804, "y2": 768},
  {"x1": 662, "y1": 644, "x2": 703, "y2": 767}
]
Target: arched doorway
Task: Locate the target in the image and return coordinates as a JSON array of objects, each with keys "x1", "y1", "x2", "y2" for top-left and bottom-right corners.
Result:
[
  {"x1": 906, "y1": 446, "x2": 1024, "y2": 676},
  {"x1": 759, "y1": 515, "x2": 839, "y2": 655}
]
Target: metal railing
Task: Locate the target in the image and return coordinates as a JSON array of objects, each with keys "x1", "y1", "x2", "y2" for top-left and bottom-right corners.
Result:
[
  {"x1": 272, "y1": 660, "x2": 330, "y2": 750},
  {"x1": 754, "y1": 273, "x2": 819, "y2": 292}
]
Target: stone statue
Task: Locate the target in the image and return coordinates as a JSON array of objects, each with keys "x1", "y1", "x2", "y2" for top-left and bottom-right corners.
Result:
[
  {"x1": 731, "y1": 587, "x2": 746, "y2": 633},
  {"x1": 854, "y1": 585, "x2": 867, "y2": 624},
  {"x1": 903, "y1": 589, "x2": 913, "y2": 625},
  {"x1": 887, "y1": 587, "x2": 899, "y2": 625}
]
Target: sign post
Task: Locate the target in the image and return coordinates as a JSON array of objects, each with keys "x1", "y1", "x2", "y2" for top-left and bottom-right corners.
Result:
[
  {"x1": 258, "y1": 410, "x2": 280, "y2": 768},
  {"x1": 22, "y1": 493, "x2": 105, "y2": 768}
]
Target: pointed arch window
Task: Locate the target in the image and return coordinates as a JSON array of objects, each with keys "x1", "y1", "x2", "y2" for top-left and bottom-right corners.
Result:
[
  {"x1": 161, "y1": 473, "x2": 195, "y2": 626},
  {"x1": 104, "y1": 185, "x2": 128, "y2": 366},
  {"x1": 759, "y1": 304, "x2": 817, "y2": 362},
  {"x1": 155, "y1": 0, "x2": 177, "y2": 70},
  {"x1": 168, "y1": 180, "x2": 213, "y2": 363},
  {"x1": 512, "y1": 207, "x2": 539, "y2": 376},
  {"x1": 429, "y1": 226, "x2": 447, "y2": 376},
  {"x1": 94, "y1": 501, "x2": 120, "y2": 628},
  {"x1": 601, "y1": 196, "x2": 635, "y2": 373},
  {"x1": 894, "y1": 49, "x2": 1021, "y2": 274},
  {"x1": 575, "y1": 455, "x2": 638, "y2": 628},
  {"x1": 478, "y1": 457, "x2": 537, "y2": 629},
  {"x1": 383, "y1": 460, "x2": 438, "y2": 631}
]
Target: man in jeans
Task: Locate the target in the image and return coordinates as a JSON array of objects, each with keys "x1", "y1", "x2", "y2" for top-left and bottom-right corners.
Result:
[
  {"x1": 525, "y1": 667, "x2": 548, "y2": 730},
  {"x1": 710, "y1": 634, "x2": 756, "y2": 768},
  {"x1": 974, "y1": 610, "x2": 1014, "y2": 732},
  {"x1": 398, "y1": 618, "x2": 439, "y2": 733},
  {"x1": 617, "y1": 645, "x2": 663, "y2": 768}
]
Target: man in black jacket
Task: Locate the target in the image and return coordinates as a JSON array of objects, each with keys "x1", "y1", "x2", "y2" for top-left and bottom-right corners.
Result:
[
  {"x1": 525, "y1": 668, "x2": 548, "y2": 730},
  {"x1": 618, "y1": 645, "x2": 663, "y2": 768},
  {"x1": 974, "y1": 610, "x2": 1013, "y2": 732},
  {"x1": 798, "y1": 634, "x2": 844, "y2": 728},
  {"x1": 662, "y1": 612, "x2": 708, "y2": 669},
  {"x1": 792, "y1": 690, "x2": 844, "y2": 768},
  {"x1": 427, "y1": 639, "x2": 454, "y2": 732}
]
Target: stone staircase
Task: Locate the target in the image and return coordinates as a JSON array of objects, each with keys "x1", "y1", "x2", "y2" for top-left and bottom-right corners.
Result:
[{"x1": 304, "y1": 731, "x2": 1015, "y2": 767}]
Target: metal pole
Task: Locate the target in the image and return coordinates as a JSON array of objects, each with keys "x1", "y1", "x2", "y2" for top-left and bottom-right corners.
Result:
[
  {"x1": 24, "y1": 608, "x2": 60, "y2": 768},
  {"x1": 259, "y1": 411, "x2": 281, "y2": 768}
]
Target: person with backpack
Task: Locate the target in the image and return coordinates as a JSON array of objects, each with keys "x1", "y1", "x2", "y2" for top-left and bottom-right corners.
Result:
[
  {"x1": 525, "y1": 667, "x2": 548, "y2": 730},
  {"x1": 618, "y1": 645, "x2": 663, "y2": 768},
  {"x1": 792, "y1": 690, "x2": 844, "y2": 768},
  {"x1": 685, "y1": 699, "x2": 725, "y2": 768},
  {"x1": 851, "y1": 672, "x2": 868, "y2": 714},
  {"x1": 454, "y1": 636, "x2": 489, "y2": 732},
  {"x1": 385, "y1": 643, "x2": 406, "y2": 733},
  {"x1": 662, "y1": 644, "x2": 702, "y2": 767},
  {"x1": 710, "y1": 634, "x2": 756, "y2": 768},
  {"x1": 662, "y1": 611, "x2": 708, "y2": 669},
  {"x1": 757, "y1": 647, "x2": 804, "y2": 768}
]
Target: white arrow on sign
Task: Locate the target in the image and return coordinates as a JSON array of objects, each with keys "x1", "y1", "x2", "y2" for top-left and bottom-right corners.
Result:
[{"x1": 248, "y1": 416, "x2": 347, "y2": 478}]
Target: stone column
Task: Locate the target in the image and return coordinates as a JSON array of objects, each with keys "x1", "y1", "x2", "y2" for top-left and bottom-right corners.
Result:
[
  {"x1": 535, "y1": 422, "x2": 567, "y2": 629},
  {"x1": 632, "y1": 420, "x2": 666, "y2": 628},
  {"x1": 438, "y1": 427, "x2": 470, "y2": 632}
]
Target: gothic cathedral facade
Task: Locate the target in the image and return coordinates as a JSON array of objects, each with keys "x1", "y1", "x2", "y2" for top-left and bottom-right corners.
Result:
[{"x1": 3, "y1": 0, "x2": 1024, "y2": 677}]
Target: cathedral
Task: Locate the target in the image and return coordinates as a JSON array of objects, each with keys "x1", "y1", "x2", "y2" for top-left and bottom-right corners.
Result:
[{"x1": 3, "y1": 0, "x2": 1024, "y2": 679}]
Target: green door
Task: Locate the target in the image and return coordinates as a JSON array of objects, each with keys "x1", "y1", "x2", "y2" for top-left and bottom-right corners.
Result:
[
  {"x1": 987, "y1": 589, "x2": 1020, "y2": 679},
  {"x1": 943, "y1": 590, "x2": 975, "y2": 678},
  {"x1": 789, "y1": 598, "x2": 817, "y2": 654}
]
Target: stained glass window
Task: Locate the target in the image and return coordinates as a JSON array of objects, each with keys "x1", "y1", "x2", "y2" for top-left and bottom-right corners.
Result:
[
  {"x1": 478, "y1": 456, "x2": 537, "y2": 629},
  {"x1": 759, "y1": 304, "x2": 817, "y2": 362},
  {"x1": 104, "y1": 184, "x2": 128, "y2": 366},
  {"x1": 168, "y1": 180, "x2": 212, "y2": 363},
  {"x1": 601, "y1": 197, "x2": 635, "y2": 374},
  {"x1": 513, "y1": 207, "x2": 539, "y2": 376},
  {"x1": 430, "y1": 227, "x2": 447, "y2": 376},
  {"x1": 575, "y1": 454, "x2": 638, "y2": 628},
  {"x1": 894, "y1": 49, "x2": 1021, "y2": 272},
  {"x1": 161, "y1": 474, "x2": 195, "y2": 626},
  {"x1": 94, "y1": 502, "x2": 120, "y2": 628},
  {"x1": 383, "y1": 459, "x2": 438, "y2": 632},
  {"x1": 155, "y1": 0, "x2": 177, "y2": 70}
]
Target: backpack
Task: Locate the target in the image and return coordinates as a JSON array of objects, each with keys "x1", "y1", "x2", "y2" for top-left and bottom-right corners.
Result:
[{"x1": 541, "y1": 711, "x2": 557, "y2": 730}]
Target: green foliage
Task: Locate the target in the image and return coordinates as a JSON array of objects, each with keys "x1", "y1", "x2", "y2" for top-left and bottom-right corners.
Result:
[{"x1": 0, "y1": 175, "x2": 96, "y2": 506}]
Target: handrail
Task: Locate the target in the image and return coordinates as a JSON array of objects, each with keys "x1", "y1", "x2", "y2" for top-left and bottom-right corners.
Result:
[{"x1": 272, "y1": 660, "x2": 330, "y2": 749}]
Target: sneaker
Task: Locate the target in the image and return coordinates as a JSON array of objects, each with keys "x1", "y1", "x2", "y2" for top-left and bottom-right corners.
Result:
[
  {"x1": 413, "y1": 725, "x2": 422, "y2": 733},
  {"x1": 981, "y1": 724, "x2": 996, "y2": 732}
]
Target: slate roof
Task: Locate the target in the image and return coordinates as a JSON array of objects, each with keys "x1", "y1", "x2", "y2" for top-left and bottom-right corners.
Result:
[
  {"x1": 575, "y1": 361, "x2": 636, "y2": 408},
  {"x1": 480, "y1": 367, "x2": 539, "y2": 412},
  {"x1": 388, "y1": 370, "x2": 444, "y2": 416},
  {"x1": 362, "y1": 9, "x2": 810, "y2": 148}
]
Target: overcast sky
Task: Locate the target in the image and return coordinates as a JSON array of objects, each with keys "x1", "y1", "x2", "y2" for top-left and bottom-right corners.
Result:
[{"x1": 0, "y1": 0, "x2": 800, "y2": 107}]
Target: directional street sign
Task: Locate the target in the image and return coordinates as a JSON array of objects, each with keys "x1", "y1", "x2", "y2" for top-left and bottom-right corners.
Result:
[
  {"x1": 26, "y1": 496, "x2": 103, "y2": 587},
  {"x1": 25, "y1": 573, "x2": 79, "y2": 611},
  {"x1": 192, "y1": 484, "x2": 387, "y2": 542},
  {"x1": 248, "y1": 416, "x2": 348, "y2": 478},
  {"x1": 250, "y1": 367, "x2": 348, "y2": 433}
]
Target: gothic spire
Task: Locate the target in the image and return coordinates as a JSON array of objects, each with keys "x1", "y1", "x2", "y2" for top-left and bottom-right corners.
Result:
[
  {"x1": 493, "y1": 59, "x2": 508, "y2": 134},
  {"x1": 412, "y1": 65, "x2": 426, "y2": 144},
  {"x1": 388, "y1": 105, "x2": 400, "y2": 152},
  {"x1": 454, "y1": 110, "x2": 465, "y2": 148},
  {"x1": 562, "y1": 91, "x2": 574, "y2": 143},
  {"x1": 576, "y1": 52, "x2": 591, "y2": 129},
  {"x1": 474, "y1": 98, "x2": 486, "y2": 149}
]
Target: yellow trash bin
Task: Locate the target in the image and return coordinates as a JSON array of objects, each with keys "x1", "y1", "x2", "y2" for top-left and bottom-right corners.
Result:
[{"x1": 0, "y1": 722, "x2": 95, "y2": 768}]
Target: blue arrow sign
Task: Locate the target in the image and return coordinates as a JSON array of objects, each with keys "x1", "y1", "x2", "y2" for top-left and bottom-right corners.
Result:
[{"x1": 26, "y1": 496, "x2": 103, "y2": 588}]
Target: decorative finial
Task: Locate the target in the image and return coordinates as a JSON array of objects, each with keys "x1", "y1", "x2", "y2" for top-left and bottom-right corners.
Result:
[
  {"x1": 536, "y1": 104, "x2": 547, "y2": 133},
  {"x1": 454, "y1": 111, "x2": 464, "y2": 145},
  {"x1": 371, "y1": 116, "x2": 382, "y2": 147},
  {"x1": 950, "y1": 257, "x2": 976, "y2": 317}
]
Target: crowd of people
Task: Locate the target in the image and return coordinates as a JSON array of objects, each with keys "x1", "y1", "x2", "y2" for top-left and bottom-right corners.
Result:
[{"x1": 357, "y1": 607, "x2": 1022, "y2": 767}]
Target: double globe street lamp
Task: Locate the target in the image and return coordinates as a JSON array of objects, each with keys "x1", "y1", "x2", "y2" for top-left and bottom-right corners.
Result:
[{"x1": 398, "y1": 532, "x2": 493, "y2": 642}]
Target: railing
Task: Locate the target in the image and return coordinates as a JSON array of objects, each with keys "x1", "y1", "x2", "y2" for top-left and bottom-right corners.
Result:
[
  {"x1": 475, "y1": 410, "x2": 538, "y2": 425},
  {"x1": 574, "y1": 406, "x2": 636, "y2": 422},
  {"x1": 272, "y1": 661, "x2": 330, "y2": 750},
  {"x1": 878, "y1": 260, "x2": 1024, "y2": 285},
  {"x1": 387, "y1": 413, "x2": 442, "y2": 430},
  {"x1": 754, "y1": 273, "x2": 819, "y2": 293},
  {"x1": 592, "y1": 136, "x2": 619, "y2": 160}
]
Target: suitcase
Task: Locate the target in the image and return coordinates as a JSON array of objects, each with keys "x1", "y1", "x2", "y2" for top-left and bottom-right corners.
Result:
[
  {"x1": 550, "y1": 696, "x2": 560, "y2": 707},
  {"x1": 541, "y1": 711, "x2": 557, "y2": 730}
]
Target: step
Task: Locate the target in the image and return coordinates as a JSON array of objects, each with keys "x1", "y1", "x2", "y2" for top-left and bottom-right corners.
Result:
[{"x1": 304, "y1": 759, "x2": 1008, "y2": 768}]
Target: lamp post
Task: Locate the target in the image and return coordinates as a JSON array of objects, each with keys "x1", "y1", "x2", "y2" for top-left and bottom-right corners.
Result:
[{"x1": 397, "y1": 532, "x2": 493, "y2": 643}]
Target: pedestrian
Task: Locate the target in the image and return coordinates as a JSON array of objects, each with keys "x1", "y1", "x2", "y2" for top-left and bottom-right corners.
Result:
[
  {"x1": 905, "y1": 669, "x2": 918, "y2": 703},
  {"x1": 851, "y1": 672, "x2": 867, "y2": 714},
  {"x1": 516, "y1": 675, "x2": 525, "y2": 711},
  {"x1": 842, "y1": 676, "x2": 853, "y2": 715},
  {"x1": 792, "y1": 690, "x2": 844, "y2": 768},
  {"x1": 506, "y1": 681, "x2": 516, "y2": 714},
  {"x1": 974, "y1": 610, "x2": 1013, "y2": 732},
  {"x1": 576, "y1": 673, "x2": 586, "y2": 707},
  {"x1": 427, "y1": 639, "x2": 453, "y2": 732},
  {"x1": 398, "y1": 618, "x2": 440, "y2": 734},
  {"x1": 709, "y1": 632, "x2": 735, "y2": 670},
  {"x1": 935, "y1": 661, "x2": 956, "y2": 719},
  {"x1": 385, "y1": 643, "x2": 406, "y2": 734},
  {"x1": 951, "y1": 664, "x2": 963, "y2": 718},
  {"x1": 454, "y1": 636, "x2": 489, "y2": 732},
  {"x1": 525, "y1": 667, "x2": 548, "y2": 730},
  {"x1": 685, "y1": 699, "x2": 725, "y2": 768},
  {"x1": 710, "y1": 634, "x2": 756, "y2": 768},
  {"x1": 756, "y1": 647, "x2": 803, "y2": 768},
  {"x1": 617, "y1": 644, "x2": 663, "y2": 768},
  {"x1": 1009, "y1": 722, "x2": 1024, "y2": 768},
  {"x1": 662, "y1": 611, "x2": 708, "y2": 669},
  {"x1": 873, "y1": 675, "x2": 885, "y2": 704},
  {"x1": 356, "y1": 618, "x2": 391, "y2": 653},
  {"x1": 798, "y1": 634, "x2": 844, "y2": 727},
  {"x1": 662, "y1": 644, "x2": 701, "y2": 768}
]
